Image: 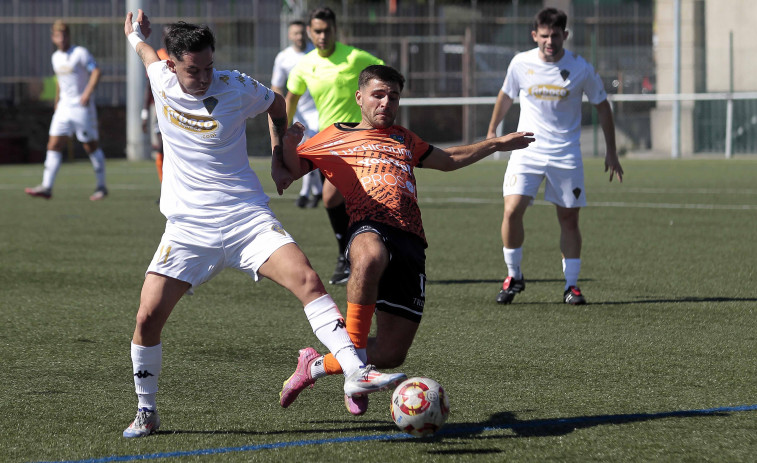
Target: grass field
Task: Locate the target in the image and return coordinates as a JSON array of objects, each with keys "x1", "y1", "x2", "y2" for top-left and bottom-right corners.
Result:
[{"x1": 1, "y1": 156, "x2": 756, "y2": 462}]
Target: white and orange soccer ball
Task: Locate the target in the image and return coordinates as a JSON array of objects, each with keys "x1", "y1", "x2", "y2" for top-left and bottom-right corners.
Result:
[{"x1": 390, "y1": 377, "x2": 450, "y2": 437}]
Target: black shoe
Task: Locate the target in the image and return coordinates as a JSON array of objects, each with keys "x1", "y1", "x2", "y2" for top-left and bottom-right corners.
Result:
[
  {"x1": 496, "y1": 275, "x2": 525, "y2": 304},
  {"x1": 306, "y1": 194, "x2": 322, "y2": 208},
  {"x1": 563, "y1": 286, "x2": 586, "y2": 305},
  {"x1": 329, "y1": 255, "x2": 350, "y2": 285},
  {"x1": 295, "y1": 195, "x2": 308, "y2": 208}
]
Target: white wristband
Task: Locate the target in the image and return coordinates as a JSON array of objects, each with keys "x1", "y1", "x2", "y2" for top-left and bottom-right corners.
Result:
[
  {"x1": 128, "y1": 22, "x2": 145, "y2": 50},
  {"x1": 141, "y1": 109, "x2": 149, "y2": 121}
]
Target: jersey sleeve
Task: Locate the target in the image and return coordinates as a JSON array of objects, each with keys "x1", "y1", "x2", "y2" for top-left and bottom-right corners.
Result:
[
  {"x1": 405, "y1": 128, "x2": 431, "y2": 167},
  {"x1": 582, "y1": 62, "x2": 607, "y2": 105},
  {"x1": 271, "y1": 52, "x2": 287, "y2": 88},
  {"x1": 80, "y1": 47, "x2": 98, "y2": 72},
  {"x1": 502, "y1": 59, "x2": 520, "y2": 99},
  {"x1": 228, "y1": 71, "x2": 275, "y2": 119},
  {"x1": 146, "y1": 60, "x2": 165, "y2": 92}
]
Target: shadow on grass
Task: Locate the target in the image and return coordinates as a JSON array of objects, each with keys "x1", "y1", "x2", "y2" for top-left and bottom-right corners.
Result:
[
  {"x1": 396, "y1": 406, "x2": 738, "y2": 455},
  {"x1": 429, "y1": 278, "x2": 575, "y2": 285}
]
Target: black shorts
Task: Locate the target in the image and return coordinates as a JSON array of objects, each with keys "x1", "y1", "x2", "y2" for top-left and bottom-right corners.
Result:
[{"x1": 346, "y1": 220, "x2": 426, "y2": 323}]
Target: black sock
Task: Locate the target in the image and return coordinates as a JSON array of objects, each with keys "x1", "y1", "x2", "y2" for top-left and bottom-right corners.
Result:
[{"x1": 325, "y1": 202, "x2": 350, "y2": 255}]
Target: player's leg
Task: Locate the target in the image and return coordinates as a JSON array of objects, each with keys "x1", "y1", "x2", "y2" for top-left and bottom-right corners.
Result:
[
  {"x1": 323, "y1": 180, "x2": 350, "y2": 284},
  {"x1": 124, "y1": 272, "x2": 189, "y2": 438},
  {"x1": 25, "y1": 111, "x2": 70, "y2": 198},
  {"x1": 545, "y1": 164, "x2": 586, "y2": 305},
  {"x1": 78, "y1": 107, "x2": 107, "y2": 200},
  {"x1": 306, "y1": 170, "x2": 323, "y2": 208},
  {"x1": 498, "y1": 194, "x2": 531, "y2": 303},
  {"x1": 556, "y1": 205, "x2": 585, "y2": 304},
  {"x1": 296, "y1": 173, "x2": 310, "y2": 208},
  {"x1": 82, "y1": 140, "x2": 107, "y2": 200},
  {"x1": 154, "y1": 131, "x2": 164, "y2": 183},
  {"x1": 242, "y1": 219, "x2": 402, "y2": 408}
]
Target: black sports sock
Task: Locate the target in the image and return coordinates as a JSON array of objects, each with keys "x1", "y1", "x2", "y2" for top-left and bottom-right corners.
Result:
[{"x1": 325, "y1": 202, "x2": 350, "y2": 255}]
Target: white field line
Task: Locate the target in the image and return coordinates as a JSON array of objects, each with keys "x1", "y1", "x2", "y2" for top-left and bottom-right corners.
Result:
[{"x1": 1, "y1": 183, "x2": 756, "y2": 210}]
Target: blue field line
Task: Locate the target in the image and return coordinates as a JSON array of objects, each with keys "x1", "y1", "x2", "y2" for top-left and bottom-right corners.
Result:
[{"x1": 35, "y1": 404, "x2": 757, "y2": 463}]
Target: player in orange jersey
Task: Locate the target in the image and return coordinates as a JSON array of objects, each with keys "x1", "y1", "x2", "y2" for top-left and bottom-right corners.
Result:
[{"x1": 278, "y1": 65, "x2": 534, "y2": 415}]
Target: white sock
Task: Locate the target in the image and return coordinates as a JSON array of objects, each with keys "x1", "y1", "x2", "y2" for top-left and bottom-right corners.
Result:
[
  {"x1": 304, "y1": 294, "x2": 362, "y2": 376},
  {"x1": 88, "y1": 148, "x2": 106, "y2": 189},
  {"x1": 562, "y1": 258, "x2": 581, "y2": 290},
  {"x1": 309, "y1": 170, "x2": 323, "y2": 195},
  {"x1": 503, "y1": 247, "x2": 523, "y2": 279},
  {"x1": 42, "y1": 150, "x2": 63, "y2": 189},
  {"x1": 299, "y1": 176, "x2": 309, "y2": 196},
  {"x1": 310, "y1": 355, "x2": 327, "y2": 379},
  {"x1": 131, "y1": 342, "x2": 161, "y2": 410}
]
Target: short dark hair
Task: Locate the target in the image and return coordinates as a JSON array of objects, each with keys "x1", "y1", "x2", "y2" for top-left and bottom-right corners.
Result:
[
  {"x1": 289, "y1": 20, "x2": 306, "y2": 28},
  {"x1": 359, "y1": 65, "x2": 405, "y2": 92},
  {"x1": 533, "y1": 7, "x2": 567, "y2": 31},
  {"x1": 165, "y1": 22, "x2": 215, "y2": 61},
  {"x1": 309, "y1": 6, "x2": 336, "y2": 27}
]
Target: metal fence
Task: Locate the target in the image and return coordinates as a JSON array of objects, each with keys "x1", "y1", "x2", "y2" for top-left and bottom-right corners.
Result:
[{"x1": 22, "y1": 1, "x2": 756, "y2": 160}]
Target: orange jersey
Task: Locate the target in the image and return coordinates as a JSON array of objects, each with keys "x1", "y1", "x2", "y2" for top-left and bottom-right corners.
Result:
[
  {"x1": 297, "y1": 123, "x2": 434, "y2": 243},
  {"x1": 157, "y1": 48, "x2": 169, "y2": 61}
]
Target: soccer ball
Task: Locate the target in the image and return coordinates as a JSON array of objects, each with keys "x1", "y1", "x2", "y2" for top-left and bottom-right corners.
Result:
[{"x1": 390, "y1": 377, "x2": 450, "y2": 437}]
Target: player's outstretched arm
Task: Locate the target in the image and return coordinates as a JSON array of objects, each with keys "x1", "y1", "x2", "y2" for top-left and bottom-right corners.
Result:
[
  {"x1": 421, "y1": 132, "x2": 535, "y2": 172},
  {"x1": 595, "y1": 100, "x2": 623, "y2": 182},
  {"x1": 125, "y1": 10, "x2": 159, "y2": 70}
]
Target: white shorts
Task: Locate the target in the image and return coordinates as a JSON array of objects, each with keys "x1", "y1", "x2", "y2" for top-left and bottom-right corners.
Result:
[
  {"x1": 146, "y1": 211, "x2": 296, "y2": 292},
  {"x1": 49, "y1": 103, "x2": 99, "y2": 142},
  {"x1": 503, "y1": 158, "x2": 586, "y2": 208}
]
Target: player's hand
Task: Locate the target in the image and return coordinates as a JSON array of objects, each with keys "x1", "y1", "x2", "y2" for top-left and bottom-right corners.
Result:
[
  {"x1": 125, "y1": 9, "x2": 152, "y2": 39},
  {"x1": 271, "y1": 155, "x2": 294, "y2": 195},
  {"x1": 79, "y1": 94, "x2": 90, "y2": 106},
  {"x1": 284, "y1": 122, "x2": 305, "y2": 150},
  {"x1": 605, "y1": 153, "x2": 624, "y2": 183},
  {"x1": 498, "y1": 131, "x2": 535, "y2": 151}
]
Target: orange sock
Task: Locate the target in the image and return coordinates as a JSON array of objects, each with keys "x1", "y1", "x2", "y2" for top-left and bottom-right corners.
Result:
[
  {"x1": 322, "y1": 302, "x2": 375, "y2": 376},
  {"x1": 323, "y1": 353, "x2": 343, "y2": 375},
  {"x1": 155, "y1": 152, "x2": 164, "y2": 182},
  {"x1": 346, "y1": 302, "x2": 375, "y2": 349}
]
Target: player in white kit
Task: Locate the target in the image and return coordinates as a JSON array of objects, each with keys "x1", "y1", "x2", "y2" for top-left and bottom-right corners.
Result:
[
  {"x1": 121, "y1": 10, "x2": 405, "y2": 438},
  {"x1": 271, "y1": 20, "x2": 323, "y2": 209},
  {"x1": 25, "y1": 20, "x2": 108, "y2": 201},
  {"x1": 486, "y1": 7, "x2": 623, "y2": 306}
]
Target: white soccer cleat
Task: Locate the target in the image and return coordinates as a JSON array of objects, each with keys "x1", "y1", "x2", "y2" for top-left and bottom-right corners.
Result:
[
  {"x1": 123, "y1": 408, "x2": 160, "y2": 438},
  {"x1": 343, "y1": 364, "x2": 406, "y2": 398}
]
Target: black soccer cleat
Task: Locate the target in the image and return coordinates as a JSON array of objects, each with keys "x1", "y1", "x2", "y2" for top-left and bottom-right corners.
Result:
[
  {"x1": 563, "y1": 286, "x2": 587, "y2": 305},
  {"x1": 329, "y1": 255, "x2": 350, "y2": 285},
  {"x1": 496, "y1": 275, "x2": 525, "y2": 304}
]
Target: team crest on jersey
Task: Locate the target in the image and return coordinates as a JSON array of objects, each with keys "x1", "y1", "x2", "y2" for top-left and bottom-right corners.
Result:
[
  {"x1": 203, "y1": 96, "x2": 218, "y2": 114},
  {"x1": 560, "y1": 69, "x2": 570, "y2": 80},
  {"x1": 271, "y1": 224, "x2": 286, "y2": 236},
  {"x1": 163, "y1": 105, "x2": 219, "y2": 133},
  {"x1": 390, "y1": 134, "x2": 405, "y2": 144},
  {"x1": 528, "y1": 84, "x2": 569, "y2": 101}
]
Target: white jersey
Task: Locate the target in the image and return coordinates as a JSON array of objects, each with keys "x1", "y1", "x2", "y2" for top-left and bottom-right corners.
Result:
[
  {"x1": 271, "y1": 45, "x2": 318, "y2": 136},
  {"x1": 502, "y1": 48, "x2": 606, "y2": 164},
  {"x1": 52, "y1": 45, "x2": 98, "y2": 108},
  {"x1": 147, "y1": 61, "x2": 275, "y2": 225}
]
